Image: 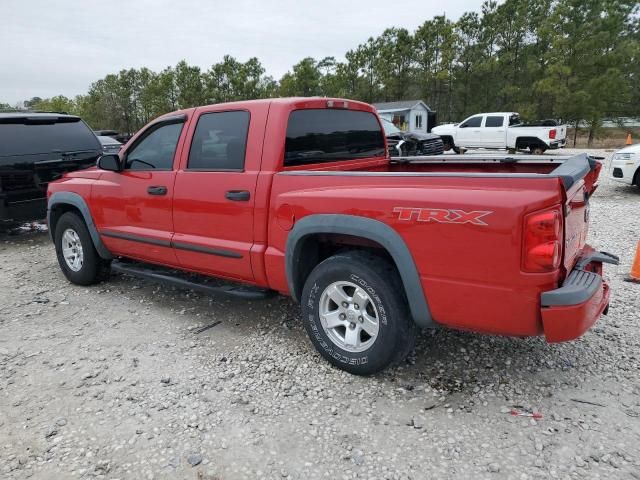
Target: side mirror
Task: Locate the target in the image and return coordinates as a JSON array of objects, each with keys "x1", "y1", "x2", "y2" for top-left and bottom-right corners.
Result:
[{"x1": 97, "y1": 154, "x2": 122, "y2": 172}]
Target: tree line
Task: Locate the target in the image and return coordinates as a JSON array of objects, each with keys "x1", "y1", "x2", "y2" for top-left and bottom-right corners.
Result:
[{"x1": 3, "y1": 0, "x2": 638, "y2": 145}]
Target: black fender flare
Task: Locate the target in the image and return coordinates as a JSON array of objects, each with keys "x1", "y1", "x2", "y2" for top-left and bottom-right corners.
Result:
[
  {"x1": 285, "y1": 214, "x2": 435, "y2": 328},
  {"x1": 47, "y1": 192, "x2": 112, "y2": 260}
]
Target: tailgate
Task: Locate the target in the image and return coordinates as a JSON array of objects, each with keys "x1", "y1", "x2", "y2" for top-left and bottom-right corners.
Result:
[
  {"x1": 556, "y1": 155, "x2": 601, "y2": 270},
  {"x1": 563, "y1": 181, "x2": 590, "y2": 271},
  {"x1": 557, "y1": 124, "x2": 567, "y2": 141}
]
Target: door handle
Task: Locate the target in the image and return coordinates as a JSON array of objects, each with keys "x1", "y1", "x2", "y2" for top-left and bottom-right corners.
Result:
[
  {"x1": 147, "y1": 185, "x2": 167, "y2": 196},
  {"x1": 225, "y1": 190, "x2": 250, "y2": 201}
]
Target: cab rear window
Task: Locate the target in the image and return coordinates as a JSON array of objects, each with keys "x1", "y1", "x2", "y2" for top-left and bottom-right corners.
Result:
[{"x1": 284, "y1": 109, "x2": 385, "y2": 167}]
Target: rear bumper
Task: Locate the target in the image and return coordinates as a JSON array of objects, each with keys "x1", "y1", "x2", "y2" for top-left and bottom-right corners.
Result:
[
  {"x1": 541, "y1": 250, "x2": 618, "y2": 342},
  {"x1": 548, "y1": 139, "x2": 566, "y2": 149}
]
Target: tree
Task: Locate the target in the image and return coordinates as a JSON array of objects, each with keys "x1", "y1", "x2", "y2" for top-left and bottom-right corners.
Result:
[
  {"x1": 536, "y1": 0, "x2": 637, "y2": 145},
  {"x1": 278, "y1": 58, "x2": 322, "y2": 97},
  {"x1": 375, "y1": 28, "x2": 414, "y2": 101},
  {"x1": 174, "y1": 60, "x2": 206, "y2": 109}
]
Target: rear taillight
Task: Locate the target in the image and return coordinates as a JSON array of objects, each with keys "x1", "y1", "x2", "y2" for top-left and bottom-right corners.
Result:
[
  {"x1": 522, "y1": 206, "x2": 563, "y2": 272},
  {"x1": 549, "y1": 129, "x2": 557, "y2": 139}
]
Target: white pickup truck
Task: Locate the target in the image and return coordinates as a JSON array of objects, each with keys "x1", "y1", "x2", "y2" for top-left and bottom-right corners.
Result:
[{"x1": 432, "y1": 112, "x2": 567, "y2": 155}]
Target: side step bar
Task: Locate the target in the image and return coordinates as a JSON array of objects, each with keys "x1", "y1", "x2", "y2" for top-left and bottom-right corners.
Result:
[{"x1": 111, "y1": 260, "x2": 274, "y2": 300}]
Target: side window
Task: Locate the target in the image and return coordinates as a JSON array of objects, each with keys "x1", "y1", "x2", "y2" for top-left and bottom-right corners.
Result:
[
  {"x1": 460, "y1": 116, "x2": 482, "y2": 128},
  {"x1": 415, "y1": 114, "x2": 423, "y2": 129},
  {"x1": 187, "y1": 111, "x2": 250, "y2": 170},
  {"x1": 125, "y1": 123, "x2": 183, "y2": 170},
  {"x1": 485, "y1": 116, "x2": 504, "y2": 127}
]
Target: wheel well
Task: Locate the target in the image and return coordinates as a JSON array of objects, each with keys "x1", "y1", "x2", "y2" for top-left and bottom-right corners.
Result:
[
  {"x1": 440, "y1": 135, "x2": 454, "y2": 146},
  {"x1": 634, "y1": 166, "x2": 640, "y2": 186},
  {"x1": 48, "y1": 203, "x2": 83, "y2": 239},
  {"x1": 291, "y1": 233, "x2": 394, "y2": 301},
  {"x1": 515, "y1": 137, "x2": 545, "y2": 150}
]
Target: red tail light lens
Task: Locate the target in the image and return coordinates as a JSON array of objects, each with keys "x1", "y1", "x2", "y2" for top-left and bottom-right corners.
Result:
[
  {"x1": 523, "y1": 207, "x2": 563, "y2": 272},
  {"x1": 549, "y1": 128, "x2": 557, "y2": 139}
]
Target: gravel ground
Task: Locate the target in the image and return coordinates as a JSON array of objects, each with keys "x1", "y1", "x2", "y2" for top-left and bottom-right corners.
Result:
[{"x1": 1, "y1": 148, "x2": 639, "y2": 480}]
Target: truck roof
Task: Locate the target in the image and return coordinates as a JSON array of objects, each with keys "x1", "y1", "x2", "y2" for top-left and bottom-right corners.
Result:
[{"x1": 166, "y1": 97, "x2": 377, "y2": 117}]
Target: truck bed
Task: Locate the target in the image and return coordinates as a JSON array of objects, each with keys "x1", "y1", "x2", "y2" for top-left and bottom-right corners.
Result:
[{"x1": 293, "y1": 154, "x2": 600, "y2": 192}]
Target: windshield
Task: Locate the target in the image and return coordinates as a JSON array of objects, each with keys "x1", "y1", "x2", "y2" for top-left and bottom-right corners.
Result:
[{"x1": 381, "y1": 118, "x2": 402, "y2": 135}]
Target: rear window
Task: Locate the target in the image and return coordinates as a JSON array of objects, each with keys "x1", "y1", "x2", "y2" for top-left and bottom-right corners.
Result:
[
  {"x1": 0, "y1": 118, "x2": 100, "y2": 157},
  {"x1": 284, "y1": 109, "x2": 385, "y2": 167},
  {"x1": 485, "y1": 116, "x2": 504, "y2": 127},
  {"x1": 187, "y1": 111, "x2": 249, "y2": 170}
]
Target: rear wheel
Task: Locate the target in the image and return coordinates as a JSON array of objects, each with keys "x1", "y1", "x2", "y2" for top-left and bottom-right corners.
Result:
[
  {"x1": 54, "y1": 212, "x2": 110, "y2": 285},
  {"x1": 301, "y1": 251, "x2": 417, "y2": 375},
  {"x1": 529, "y1": 145, "x2": 546, "y2": 155}
]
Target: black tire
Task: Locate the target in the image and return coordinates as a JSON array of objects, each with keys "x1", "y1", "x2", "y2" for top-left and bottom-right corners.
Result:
[
  {"x1": 529, "y1": 145, "x2": 546, "y2": 155},
  {"x1": 301, "y1": 251, "x2": 418, "y2": 375},
  {"x1": 54, "y1": 212, "x2": 110, "y2": 285},
  {"x1": 452, "y1": 146, "x2": 462, "y2": 154},
  {"x1": 442, "y1": 138, "x2": 453, "y2": 151}
]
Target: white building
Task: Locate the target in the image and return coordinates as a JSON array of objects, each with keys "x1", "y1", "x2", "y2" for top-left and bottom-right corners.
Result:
[{"x1": 373, "y1": 100, "x2": 435, "y2": 134}]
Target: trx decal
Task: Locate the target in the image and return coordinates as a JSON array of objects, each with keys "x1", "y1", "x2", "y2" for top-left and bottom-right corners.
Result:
[{"x1": 393, "y1": 207, "x2": 493, "y2": 225}]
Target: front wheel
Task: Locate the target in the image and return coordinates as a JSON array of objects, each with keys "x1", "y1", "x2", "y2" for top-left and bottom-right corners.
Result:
[
  {"x1": 301, "y1": 251, "x2": 417, "y2": 375},
  {"x1": 54, "y1": 212, "x2": 110, "y2": 285}
]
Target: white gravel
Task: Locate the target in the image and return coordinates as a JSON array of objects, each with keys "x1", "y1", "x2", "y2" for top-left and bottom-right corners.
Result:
[{"x1": 1, "y1": 148, "x2": 639, "y2": 479}]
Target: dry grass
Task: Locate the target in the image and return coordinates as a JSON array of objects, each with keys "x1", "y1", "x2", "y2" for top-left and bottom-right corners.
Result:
[{"x1": 566, "y1": 127, "x2": 640, "y2": 149}]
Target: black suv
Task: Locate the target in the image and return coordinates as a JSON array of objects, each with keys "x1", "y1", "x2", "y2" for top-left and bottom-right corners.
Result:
[
  {"x1": 380, "y1": 118, "x2": 444, "y2": 157},
  {"x1": 0, "y1": 113, "x2": 102, "y2": 223}
]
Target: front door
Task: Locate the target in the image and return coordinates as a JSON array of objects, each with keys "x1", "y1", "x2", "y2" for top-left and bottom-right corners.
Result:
[
  {"x1": 172, "y1": 106, "x2": 267, "y2": 282},
  {"x1": 456, "y1": 115, "x2": 483, "y2": 147},
  {"x1": 92, "y1": 118, "x2": 187, "y2": 266}
]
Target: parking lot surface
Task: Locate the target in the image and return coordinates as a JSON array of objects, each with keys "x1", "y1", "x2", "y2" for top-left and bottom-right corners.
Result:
[{"x1": 1, "y1": 149, "x2": 639, "y2": 479}]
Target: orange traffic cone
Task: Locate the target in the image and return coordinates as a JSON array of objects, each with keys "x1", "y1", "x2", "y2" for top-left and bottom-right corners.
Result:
[
  {"x1": 626, "y1": 133, "x2": 632, "y2": 145},
  {"x1": 626, "y1": 241, "x2": 640, "y2": 283}
]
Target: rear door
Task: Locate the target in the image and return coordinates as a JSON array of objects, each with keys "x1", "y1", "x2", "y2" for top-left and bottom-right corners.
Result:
[
  {"x1": 481, "y1": 115, "x2": 506, "y2": 148},
  {"x1": 92, "y1": 116, "x2": 187, "y2": 266},
  {"x1": 171, "y1": 104, "x2": 269, "y2": 282},
  {"x1": 456, "y1": 115, "x2": 483, "y2": 147}
]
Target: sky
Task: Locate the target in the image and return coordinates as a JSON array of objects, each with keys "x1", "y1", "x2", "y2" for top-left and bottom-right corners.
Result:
[{"x1": 1, "y1": 0, "x2": 487, "y2": 105}]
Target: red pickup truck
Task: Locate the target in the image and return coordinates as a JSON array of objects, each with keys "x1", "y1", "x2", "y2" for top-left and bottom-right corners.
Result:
[{"x1": 47, "y1": 98, "x2": 618, "y2": 375}]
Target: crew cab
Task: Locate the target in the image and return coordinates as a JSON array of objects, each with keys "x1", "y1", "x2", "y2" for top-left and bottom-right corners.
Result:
[
  {"x1": 47, "y1": 98, "x2": 616, "y2": 375},
  {"x1": 433, "y1": 112, "x2": 567, "y2": 155}
]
